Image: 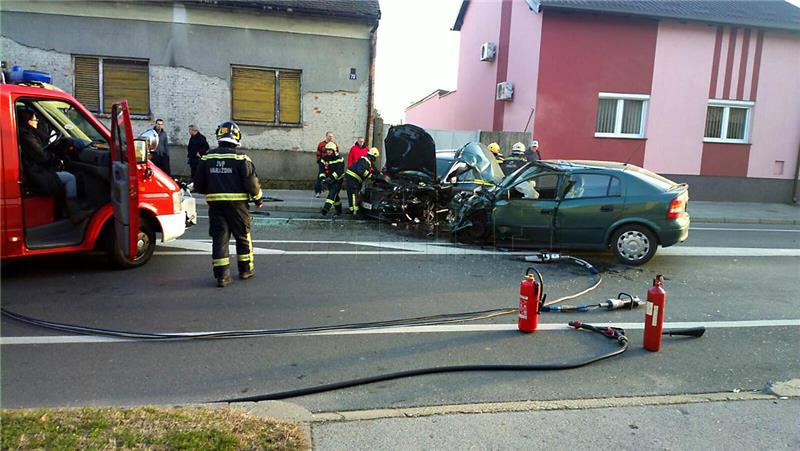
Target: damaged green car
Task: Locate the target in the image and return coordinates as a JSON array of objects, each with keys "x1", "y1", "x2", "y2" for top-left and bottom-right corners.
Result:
[{"x1": 447, "y1": 160, "x2": 690, "y2": 265}]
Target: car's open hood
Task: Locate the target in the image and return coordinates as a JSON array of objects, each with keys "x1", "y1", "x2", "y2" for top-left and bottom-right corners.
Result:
[
  {"x1": 452, "y1": 142, "x2": 505, "y2": 185},
  {"x1": 384, "y1": 124, "x2": 437, "y2": 179}
]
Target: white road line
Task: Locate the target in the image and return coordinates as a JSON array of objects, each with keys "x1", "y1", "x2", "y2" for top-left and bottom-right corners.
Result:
[
  {"x1": 691, "y1": 227, "x2": 800, "y2": 233},
  {"x1": 2, "y1": 320, "x2": 799, "y2": 345},
  {"x1": 658, "y1": 247, "x2": 800, "y2": 257}
]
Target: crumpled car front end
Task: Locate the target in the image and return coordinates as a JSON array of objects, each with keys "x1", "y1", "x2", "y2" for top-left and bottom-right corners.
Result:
[{"x1": 446, "y1": 187, "x2": 496, "y2": 242}]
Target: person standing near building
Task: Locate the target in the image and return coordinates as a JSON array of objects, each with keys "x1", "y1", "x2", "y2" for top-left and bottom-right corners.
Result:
[
  {"x1": 525, "y1": 139, "x2": 541, "y2": 161},
  {"x1": 315, "y1": 131, "x2": 335, "y2": 198},
  {"x1": 347, "y1": 136, "x2": 368, "y2": 168},
  {"x1": 487, "y1": 142, "x2": 504, "y2": 165},
  {"x1": 151, "y1": 118, "x2": 171, "y2": 176},
  {"x1": 320, "y1": 142, "x2": 344, "y2": 216},
  {"x1": 193, "y1": 121, "x2": 262, "y2": 288},
  {"x1": 187, "y1": 125, "x2": 210, "y2": 178},
  {"x1": 345, "y1": 147, "x2": 379, "y2": 217},
  {"x1": 501, "y1": 142, "x2": 528, "y2": 175}
]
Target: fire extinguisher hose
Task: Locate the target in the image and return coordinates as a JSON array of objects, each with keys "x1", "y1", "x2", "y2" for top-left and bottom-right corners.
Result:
[{"x1": 212, "y1": 321, "x2": 628, "y2": 403}]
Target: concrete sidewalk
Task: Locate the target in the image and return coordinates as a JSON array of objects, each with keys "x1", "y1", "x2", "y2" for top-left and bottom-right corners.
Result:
[
  {"x1": 234, "y1": 382, "x2": 800, "y2": 450},
  {"x1": 248, "y1": 190, "x2": 800, "y2": 225}
]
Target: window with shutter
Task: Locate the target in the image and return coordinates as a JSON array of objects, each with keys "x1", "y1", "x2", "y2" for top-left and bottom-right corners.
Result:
[
  {"x1": 103, "y1": 59, "x2": 149, "y2": 115},
  {"x1": 74, "y1": 56, "x2": 100, "y2": 112},
  {"x1": 72, "y1": 56, "x2": 150, "y2": 116},
  {"x1": 278, "y1": 70, "x2": 301, "y2": 124},
  {"x1": 231, "y1": 66, "x2": 302, "y2": 126}
]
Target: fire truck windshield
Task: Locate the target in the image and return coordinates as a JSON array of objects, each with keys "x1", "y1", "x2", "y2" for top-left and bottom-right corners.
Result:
[{"x1": 31, "y1": 100, "x2": 109, "y2": 149}]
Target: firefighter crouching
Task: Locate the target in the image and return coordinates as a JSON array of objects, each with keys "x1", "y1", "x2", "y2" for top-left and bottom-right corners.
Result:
[
  {"x1": 345, "y1": 147, "x2": 379, "y2": 217},
  {"x1": 500, "y1": 142, "x2": 528, "y2": 175},
  {"x1": 193, "y1": 121, "x2": 262, "y2": 287},
  {"x1": 320, "y1": 142, "x2": 345, "y2": 216}
]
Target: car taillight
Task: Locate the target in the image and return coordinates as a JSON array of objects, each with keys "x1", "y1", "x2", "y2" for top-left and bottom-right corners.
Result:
[{"x1": 667, "y1": 197, "x2": 684, "y2": 220}]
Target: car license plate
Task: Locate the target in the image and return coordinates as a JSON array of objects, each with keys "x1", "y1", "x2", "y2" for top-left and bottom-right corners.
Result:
[{"x1": 362, "y1": 202, "x2": 372, "y2": 210}]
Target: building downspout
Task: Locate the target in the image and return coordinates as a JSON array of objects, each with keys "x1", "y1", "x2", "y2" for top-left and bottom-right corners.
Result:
[
  {"x1": 366, "y1": 23, "x2": 378, "y2": 146},
  {"x1": 792, "y1": 139, "x2": 800, "y2": 204}
]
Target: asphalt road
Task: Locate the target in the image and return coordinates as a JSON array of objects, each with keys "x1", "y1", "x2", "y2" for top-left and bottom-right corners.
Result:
[{"x1": 2, "y1": 212, "x2": 799, "y2": 413}]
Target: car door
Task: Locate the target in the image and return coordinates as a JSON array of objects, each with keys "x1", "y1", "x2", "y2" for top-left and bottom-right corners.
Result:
[
  {"x1": 555, "y1": 173, "x2": 624, "y2": 247},
  {"x1": 493, "y1": 172, "x2": 562, "y2": 246},
  {"x1": 109, "y1": 101, "x2": 140, "y2": 262}
]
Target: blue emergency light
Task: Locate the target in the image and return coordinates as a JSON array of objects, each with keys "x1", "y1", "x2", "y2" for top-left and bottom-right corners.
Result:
[{"x1": 9, "y1": 65, "x2": 52, "y2": 84}]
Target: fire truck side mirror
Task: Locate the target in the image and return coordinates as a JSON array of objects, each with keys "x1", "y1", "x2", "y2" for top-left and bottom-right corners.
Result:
[{"x1": 133, "y1": 139, "x2": 149, "y2": 164}]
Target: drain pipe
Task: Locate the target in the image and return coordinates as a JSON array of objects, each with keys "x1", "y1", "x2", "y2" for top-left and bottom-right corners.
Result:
[
  {"x1": 366, "y1": 22, "x2": 378, "y2": 146},
  {"x1": 793, "y1": 139, "x2": 800, "y2": 204}
]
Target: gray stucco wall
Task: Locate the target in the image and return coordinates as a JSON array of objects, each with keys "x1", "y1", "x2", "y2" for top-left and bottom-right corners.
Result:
[
  {"x1": 1, "y1": 9, "x2": 372, "y2": 183},
  {"x1": 664, "y1": 174, "x2": 796, "y2": 204}
]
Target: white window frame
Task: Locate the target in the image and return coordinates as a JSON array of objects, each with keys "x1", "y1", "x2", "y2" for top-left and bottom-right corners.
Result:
[
  {"x1": 703, "y1": 99, "x2": 754, "y2": 144},
  {"x1": 594, "y1": 92, "x2": 649, "y2": 139}
]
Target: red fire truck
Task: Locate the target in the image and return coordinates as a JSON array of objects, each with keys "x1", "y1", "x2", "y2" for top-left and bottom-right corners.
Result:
[{"x1": 1, "y1": 69, "x2": 196, "y2": 268}]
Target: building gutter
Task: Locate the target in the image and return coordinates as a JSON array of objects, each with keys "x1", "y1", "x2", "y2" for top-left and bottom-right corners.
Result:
[{"x1": 366, "y1": 22, "x2": 377, "y2": 146}]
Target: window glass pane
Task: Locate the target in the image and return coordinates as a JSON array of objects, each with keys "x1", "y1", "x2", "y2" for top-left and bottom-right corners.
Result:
[
  {"x1": 608, "y1": 176, "x2": 621, "y2": 196},
  {"x1": 595, "y1": 99, "x2": 616, "y2": 133},
  {"x1": 704, "y1": 106, "x2": 723, "y2": 138},
  {"x1": 232, "y1": 67, "x2": 275, "y2": 122},
  {"x1": 103, "y1": 59, "x2": 149, "y2": 115},
  {"x1": 74, "y1": 56, "x2": 99, "y2": 112},
  {"x1": 565, "y1": 174, "x2": 611, "y2": 199},
  {"x1": 278, "y1": 71, "x2": 301, "y2": 124},
  {"x1": 727, "y1": 107, "x2": 747, "y2": 140},
  {"x1": 621, "y1": 100, "x2": 643, "y2": 135}
]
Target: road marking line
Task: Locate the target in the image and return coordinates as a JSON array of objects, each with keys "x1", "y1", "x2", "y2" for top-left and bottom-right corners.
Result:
[
  {"x1": 3, "y1": 320, "x2": 798, "y2": 345},
  {"x1": 658, "y1": 247, "x2": 800, "y2": 256},
  {"x1": 691, "y1": 227, "x2": 800, "y2": 233}
]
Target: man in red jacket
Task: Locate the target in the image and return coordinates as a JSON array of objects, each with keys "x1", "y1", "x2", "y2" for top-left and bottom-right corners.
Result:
[
  {"x1": 347, "y1": 136, "x2": 368, "y2": 168},
  {"x1": 315, "y1": 131, "x2": 335, "y2": 197}
]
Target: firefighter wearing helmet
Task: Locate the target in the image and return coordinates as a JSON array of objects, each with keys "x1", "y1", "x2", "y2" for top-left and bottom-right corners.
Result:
[
  {"x1": 320, "y1": 141, "x2": 345, "y2": 216},
  {"x1": 193, "y1": 121, "x2": 263, "y2": 287},
  {"x1": 487, "y1": 142, "x2": 504, "y2": 164},
  {"x1": 345, "y1": 147, "x2": 379, "y2": 217},
  {"x1": 500, "y1": 142, "x2": 528, "y2": 175}
]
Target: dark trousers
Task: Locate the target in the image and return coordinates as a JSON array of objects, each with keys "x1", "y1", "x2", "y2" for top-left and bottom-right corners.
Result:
[
  {"x1": 322, "y1": 179, "x2": 343, "y2": 214},
  {"x1": 346, "y1": 177, "x2": 363, "y2": 214},
  {"x1": 208, "y1": 201, "x2": 253, "y2": 279},
  {"x1": 189, "y1": 159, "x2": 199, "y2": 179},
  {"x1": 152, "y1": 152, "x2": 171, "y2": 176},
  {"x1": 314, "y1": 161, "x2": 325, "y2": 194}
]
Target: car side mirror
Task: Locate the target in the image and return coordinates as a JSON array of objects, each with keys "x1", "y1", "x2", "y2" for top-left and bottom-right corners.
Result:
[{"x1": 133, "y1": 139, "x2": 148, "y2": 164}]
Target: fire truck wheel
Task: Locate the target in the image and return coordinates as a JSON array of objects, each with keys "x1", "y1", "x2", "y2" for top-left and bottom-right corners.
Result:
[{"x1": 107, "y1": 218, "x2": 156, "y2": 269}]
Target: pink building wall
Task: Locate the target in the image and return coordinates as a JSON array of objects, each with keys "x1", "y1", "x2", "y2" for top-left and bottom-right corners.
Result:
[
  {"x1": 501, "y1": 0, "x2": 542, "y2": 133},
  {"x1": 645, "y1": 22, "x2": 716, "y2": 175},
  {"x1": 747, "y1": 31, "x2": 800, "y2": 179}
]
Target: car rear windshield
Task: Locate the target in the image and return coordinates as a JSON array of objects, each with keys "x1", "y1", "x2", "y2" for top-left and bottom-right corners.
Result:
[{"x1": 625, "y1": 165, "x2": 679, "y2": 191}]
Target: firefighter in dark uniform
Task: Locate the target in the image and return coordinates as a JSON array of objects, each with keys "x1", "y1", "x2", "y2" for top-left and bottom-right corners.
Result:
[
  {"x1": 320, "y1": 141, "x2": 345, "y2": 216},
  {"x1": 193, "y1": 121, "x2": 262, "y2": 287},
  {"x1": 345, "y1": 147, "x2": 379, "y2": 217},
  {"x1": 500, "y1": 142, "x2": 528, "y2": 175}
]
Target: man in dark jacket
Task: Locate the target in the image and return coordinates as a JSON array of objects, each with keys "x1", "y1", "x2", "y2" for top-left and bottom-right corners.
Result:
[
  {"x1": 150, "y1": 118, "x2": 171, "y2": 176},
  {"x1": 193, "y1": 121, "x2": 262, "y2": 287},
  {"x1": 500, "y1": 142, "x2": 528, "y2": 175},
  {"x1": 187, "y1": 124, "x2": 209, "y2": 178}
]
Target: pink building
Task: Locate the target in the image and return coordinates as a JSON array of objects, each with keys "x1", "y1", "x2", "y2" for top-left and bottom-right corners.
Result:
[{"x1": 405, "y1": 0, "x2": 800, "y2": 203}]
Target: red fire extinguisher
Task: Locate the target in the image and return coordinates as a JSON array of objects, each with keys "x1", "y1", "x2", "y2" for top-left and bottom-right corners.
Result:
[
  {"x1": 519, "y1": 267, "x2": 542, "y2": 333},
  {"x1": 643, "y1": 274, "x2": 666, "y2": 351}
]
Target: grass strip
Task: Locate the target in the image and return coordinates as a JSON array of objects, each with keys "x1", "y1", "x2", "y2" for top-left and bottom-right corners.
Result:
[{"x1": 1, "y1": 405, "x2": 307, "y2": 450}]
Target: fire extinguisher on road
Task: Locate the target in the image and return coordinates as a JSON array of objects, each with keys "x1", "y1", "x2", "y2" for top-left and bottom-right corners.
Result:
[
  {"x1": 643, "y1": 274, "x2": 666, "y2": 351},
  {"x1": 519, "y1": 267, "x2": 543, "y2": 333}
]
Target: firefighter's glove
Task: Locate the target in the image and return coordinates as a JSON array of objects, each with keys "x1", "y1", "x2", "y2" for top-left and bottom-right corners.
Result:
[{"x1": 254, "y1": 198, "x2": 264, "y2": 208}]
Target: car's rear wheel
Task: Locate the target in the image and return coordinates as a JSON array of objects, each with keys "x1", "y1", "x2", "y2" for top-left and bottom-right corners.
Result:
[
  {"x1": 611, "y1": 224, "x2": 657, "y2": 265},
  {"x1": 107, "y1": 218, "x2": 156, "y2": 269}
]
